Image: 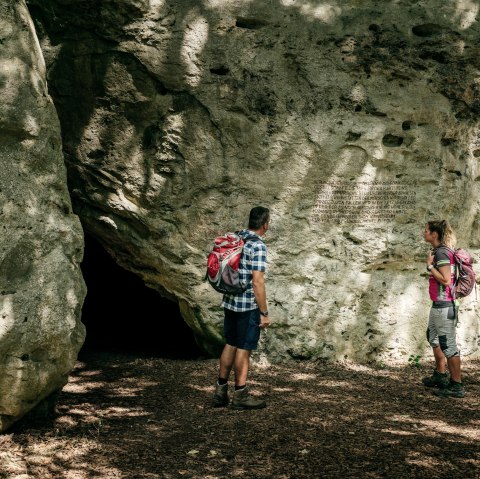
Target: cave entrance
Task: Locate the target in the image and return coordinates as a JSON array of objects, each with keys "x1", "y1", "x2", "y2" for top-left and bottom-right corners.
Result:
[{"x1": 80, "y1": 233, "x2": 203, "y2": 359}]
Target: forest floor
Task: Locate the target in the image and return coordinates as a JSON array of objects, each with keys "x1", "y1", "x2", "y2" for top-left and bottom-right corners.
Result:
[{"x1": 1, "y1": 351, "x2": 479, "y2": 479}]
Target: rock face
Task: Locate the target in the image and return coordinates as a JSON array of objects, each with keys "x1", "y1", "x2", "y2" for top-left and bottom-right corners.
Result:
[
  {"x1": 0, "y1": 0, "x2": 85, "y2": 431},
  {"x1": 28, "y1": 0, "x2": 480, "y2": 361}
]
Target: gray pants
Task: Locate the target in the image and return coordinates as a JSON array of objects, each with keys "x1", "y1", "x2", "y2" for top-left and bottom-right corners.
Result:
[{"x1": 426, "y1": 306, "x2": 459, "y2": 358}]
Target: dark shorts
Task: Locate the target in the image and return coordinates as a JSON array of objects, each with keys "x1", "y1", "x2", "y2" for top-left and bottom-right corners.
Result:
[{"x1": 224, "y1": 308, "x2": 261, "y2": 351}]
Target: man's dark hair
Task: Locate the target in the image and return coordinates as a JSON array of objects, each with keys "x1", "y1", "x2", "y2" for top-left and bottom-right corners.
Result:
[{"x1": 248, "y1": 206, "x2": 270, "y2": 230}]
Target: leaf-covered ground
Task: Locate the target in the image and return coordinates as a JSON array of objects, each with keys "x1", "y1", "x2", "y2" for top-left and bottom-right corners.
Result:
[{"x1": 1, "y1": 352, "x2": 479, "y2": 479}]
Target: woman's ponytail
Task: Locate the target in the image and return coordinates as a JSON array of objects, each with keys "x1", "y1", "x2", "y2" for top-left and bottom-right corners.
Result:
[{"x1": 427, "y1": 220, "x2": 456, "y2": 248}]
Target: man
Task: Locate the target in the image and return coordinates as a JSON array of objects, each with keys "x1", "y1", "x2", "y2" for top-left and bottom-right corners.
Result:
[{"x1": 213, "y1": 206, "x2": 271, "y2": 409}]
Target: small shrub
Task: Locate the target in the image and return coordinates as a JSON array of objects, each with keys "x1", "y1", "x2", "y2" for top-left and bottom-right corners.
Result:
[{"x1": 408, "y1": 354, "x2": 422, "y2": 367}]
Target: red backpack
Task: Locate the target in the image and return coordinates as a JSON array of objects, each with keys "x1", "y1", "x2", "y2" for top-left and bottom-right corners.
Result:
[{"x1": 206, "y1": 232, "x2": 259, "y2": 294}]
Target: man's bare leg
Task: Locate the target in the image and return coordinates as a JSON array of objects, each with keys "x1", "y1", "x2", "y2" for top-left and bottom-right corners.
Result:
[
  {"x1": 233, "y1": 348, "x2": 250, "y2": 386},
  {"x1": 219, "y1": 344, "x2": 237, "y2": 380}
]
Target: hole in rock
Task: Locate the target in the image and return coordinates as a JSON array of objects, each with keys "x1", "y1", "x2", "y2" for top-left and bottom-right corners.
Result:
[
  {"x1": 412, "y1": 23, "x2": 444, "y2": 37},
  {"x1": 80, "y1": 233, "x2": 203, "y2": 359},
  {"x1": 210, "y1": 66, "x2": 230, "y2": 75},
  {"x1": 382, "y1": 134, "x2": 404, "y2": 147},
  {"x1": 235, "y1": 17, "x2": 269, "y2": 29}
]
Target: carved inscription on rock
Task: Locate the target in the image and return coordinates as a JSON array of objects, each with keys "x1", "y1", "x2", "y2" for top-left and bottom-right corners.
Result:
[{"x1": 312, "y1": 182, "x2": 416, "y2": 224}]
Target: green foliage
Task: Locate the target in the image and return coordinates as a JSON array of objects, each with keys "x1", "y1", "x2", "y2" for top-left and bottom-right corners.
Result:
[
  {"x1": 377, "y1": 359, "x2": 386, "y2": 369},
  {"x1": 408, "y1": 354, "x2": 422, "y2": 367}
]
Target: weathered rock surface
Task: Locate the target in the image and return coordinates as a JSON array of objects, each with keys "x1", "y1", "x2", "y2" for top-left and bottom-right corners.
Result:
[
  {"x1": 28, "y1": 0, "x2": 480, "y2": 361},
  {"x1": 0, "y1": 0, "x2": 85, "y2": 431}
]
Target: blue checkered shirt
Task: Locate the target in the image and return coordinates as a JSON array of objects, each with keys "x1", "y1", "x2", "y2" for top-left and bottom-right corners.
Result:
[{"x1": 222, "y1": 230, "x2": 267, "y2": 312}]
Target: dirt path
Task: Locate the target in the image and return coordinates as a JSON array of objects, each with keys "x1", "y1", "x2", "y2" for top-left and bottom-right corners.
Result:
[{"x1": 1, "y1": 352, "x2": 479, "y2": 478}]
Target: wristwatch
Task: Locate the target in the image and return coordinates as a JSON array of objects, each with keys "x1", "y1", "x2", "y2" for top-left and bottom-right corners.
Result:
[
  {"x1": 427, "y1": 264, "x2": 434, "y2": 271},
  {"x1": 260, "y1": 310, "x2": 269, "y2": 317}
]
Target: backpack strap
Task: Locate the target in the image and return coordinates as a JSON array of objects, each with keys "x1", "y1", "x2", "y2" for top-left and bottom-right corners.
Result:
[
  {"x1": 243, "y1": 234, "x2": 264, "y2": 244},
  {"x1": 235, "y1": 230, "x2": 264, "y2": 245},
  {"x1": 435, "y1": 245, "x2": 458, "y2": 316}
]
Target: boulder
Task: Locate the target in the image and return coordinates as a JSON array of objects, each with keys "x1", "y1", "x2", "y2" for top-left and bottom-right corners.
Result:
[
  {"x1": 0, "y1": 0, "x2": 85, "y2": 431},
  {"x1": 27, "y1": 0, "x2": 480, "y2": 361}
]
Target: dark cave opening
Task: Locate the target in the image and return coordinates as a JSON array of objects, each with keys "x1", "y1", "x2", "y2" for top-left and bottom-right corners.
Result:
[{"x1": 79, "y1": 233, "x2": 203, "y2": 359}]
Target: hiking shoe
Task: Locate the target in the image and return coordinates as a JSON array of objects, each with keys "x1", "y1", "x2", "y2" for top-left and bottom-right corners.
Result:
[
  {"x1": 232, "y1": 387, "x2": 266, "y2": 410},
  {"x1": 212, "y1": 382, "x2": 229, "y2": 407},
  {"x1": 422, "y1": 369, "x2": 449, "y2": 388},
  {"x1": 434, "y1": 381, "x2": 465, "y2": 398}
]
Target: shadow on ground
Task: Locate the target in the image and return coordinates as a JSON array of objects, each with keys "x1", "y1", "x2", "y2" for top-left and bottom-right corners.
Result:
[{"x1": 2, "y1": 352, "x2": 479, "y2": 478}]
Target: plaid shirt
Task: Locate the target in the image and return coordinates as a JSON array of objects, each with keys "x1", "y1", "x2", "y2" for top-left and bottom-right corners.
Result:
[{"x1": 222, "y1": 230, "x2": 267, "y2": 312}]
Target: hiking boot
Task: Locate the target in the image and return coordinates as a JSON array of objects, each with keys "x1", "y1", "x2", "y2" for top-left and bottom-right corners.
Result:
[
  {"x1": 422, "y1": 369, "x2": 449, "y2": 388},
  {"x1": 212, "y1": 382, "x2": 229, "y2": 407},
  {"x1": 232, "y1": 387, "x2": 266, "y2": 410},
  {"x1": 434, "y1": 380, "x2": 465, "y2": 398}
]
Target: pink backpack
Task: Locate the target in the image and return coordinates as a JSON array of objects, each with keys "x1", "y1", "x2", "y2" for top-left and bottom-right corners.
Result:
[
  {"x1": 446, "y1": 247, "x2": 476, "y2": 299},
  {"x1": 206, "y1": 233, "x2": 259, "y2": 294}
]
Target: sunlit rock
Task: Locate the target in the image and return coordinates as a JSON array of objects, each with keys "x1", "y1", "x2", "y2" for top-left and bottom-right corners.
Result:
[
  {"x1": 0, "y1": 0, "x2": 85, "y2": 431},
  {"x1": 28, "y1": 0, "x2": 480, "y2": 361}
]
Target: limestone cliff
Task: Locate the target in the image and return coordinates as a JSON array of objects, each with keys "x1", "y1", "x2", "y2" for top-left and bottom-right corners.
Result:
[
  {"x1": 0, "y1": 0, "x2": 85, "y2": 431},
  {"x1": 27, "y1": 0, "x2": 480, "y2": 360}
]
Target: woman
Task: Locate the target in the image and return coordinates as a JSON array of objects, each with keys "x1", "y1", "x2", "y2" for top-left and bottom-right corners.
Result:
[{"x1": 422, "y1": 220, "x2": 464, "y2": 398}]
